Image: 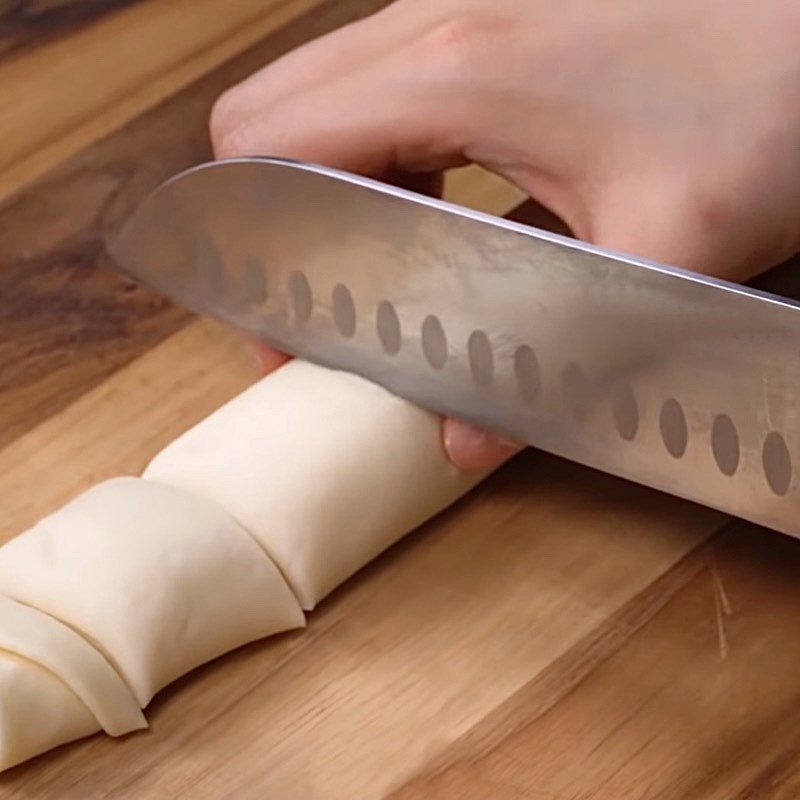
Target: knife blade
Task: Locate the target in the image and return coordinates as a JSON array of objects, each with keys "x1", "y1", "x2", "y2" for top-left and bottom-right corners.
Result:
[{"x1": 110, "y1": 156, "x2": 800, "y2": 537}]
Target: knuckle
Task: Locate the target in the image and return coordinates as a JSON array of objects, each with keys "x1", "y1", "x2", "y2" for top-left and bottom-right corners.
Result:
[
  {"x1": 209, "y1": 94, "x2": 235, "y2": 153},
  {"x1": 209, "y1": 88, "x2": 249, "y2": 156},
  {"x1": 214, "y1": 125, "x2": 262, "y2": 160},
  {"x1": 416, "y1": 12, "x2": 497, "y2": 68},
  {"x1": 425, "y1": 15, "x2": 477, "y2": 49}
]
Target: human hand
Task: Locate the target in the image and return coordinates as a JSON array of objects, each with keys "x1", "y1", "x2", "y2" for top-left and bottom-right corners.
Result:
[{"x1": 212, "y1": 0, "x2": 800, "y2": 470}]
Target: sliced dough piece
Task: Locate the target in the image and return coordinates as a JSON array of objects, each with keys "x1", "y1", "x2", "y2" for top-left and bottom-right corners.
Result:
[
  {"x1": 0, "y1": 650, "x2": 99, "y2": 772},
  {"x1": 0, "y1": 595, "x2": 145, "y2": 736},
  {"x1": 145, "y1": 360, "x2": 485, "y2": 609},
  {"x1": 0, "y1": 477, "x2": 304, "y2": 706}
]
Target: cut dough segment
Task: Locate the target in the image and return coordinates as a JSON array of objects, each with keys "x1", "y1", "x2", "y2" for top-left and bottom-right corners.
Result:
[
  {"x1": 0, "y1": 595, "x2": 145, "y2": 736},
  {"x1": 145, "y1": 360, "x2": 484, "y2": 609},
  {"x1": 0, "y1": 650, "x2": 99, "y2": 772},
  {"x1": 0, "y1": 477, "x2": 304, "y2": 706}
]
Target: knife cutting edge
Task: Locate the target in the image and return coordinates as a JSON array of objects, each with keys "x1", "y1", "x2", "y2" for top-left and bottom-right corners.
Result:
[{"x1": 110, "y1": 156, "x2": 800, "y2": 537}]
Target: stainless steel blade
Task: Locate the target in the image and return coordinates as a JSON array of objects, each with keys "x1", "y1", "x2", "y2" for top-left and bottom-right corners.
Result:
[{"x1": 111, "y1": 157, "x2": 800, "y2": 536}]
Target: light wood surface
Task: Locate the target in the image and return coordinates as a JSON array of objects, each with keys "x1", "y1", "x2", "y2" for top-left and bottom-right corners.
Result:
[
  {"x1": 0, "y1": 3, "x2": 798, "y2": 798},
  {"x1": 0, "y1": 0, "x2": 328, "y2": 200}
]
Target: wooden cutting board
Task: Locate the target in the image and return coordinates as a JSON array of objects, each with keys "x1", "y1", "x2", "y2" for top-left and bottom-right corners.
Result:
[{"x1": 1, "y1": 3, "x2": 800, "y2": 798}]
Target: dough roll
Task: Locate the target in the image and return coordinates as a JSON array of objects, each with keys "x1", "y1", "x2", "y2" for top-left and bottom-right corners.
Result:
[
  {"x1": 145, "y1": 360, "x2": 485, "y2": 609},
  {"x1": 1, "y1": 360, "x2": 487, "y2": 770},
  {"x1": 0, "y1": 477, "x2": 303, "y2": 768},
  {"x1": 0, "y1": 596, "x2": 146, "y2": 771},
  {"x1": 0, "y1": 651, "x2": 99, "y2": 772}
]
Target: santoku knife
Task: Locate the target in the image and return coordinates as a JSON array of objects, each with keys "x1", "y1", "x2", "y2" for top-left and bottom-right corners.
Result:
[{"x1": 110, "y1": 157, "x2": 800, "y2": 537}]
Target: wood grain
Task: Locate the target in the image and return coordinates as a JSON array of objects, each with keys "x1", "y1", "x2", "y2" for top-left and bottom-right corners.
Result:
[
  {"x1": 389, "y1": 523, "x2": 800, "y2": 800},
  {"x1": 0, "y1": 0, "x2": 343, "y2": 199},
  {"x1": 2, "y1": 2, "x2": 797, "y2": 798},
  {"x1": 0, "y1": 0, "x2": 136, "y2": 57}
]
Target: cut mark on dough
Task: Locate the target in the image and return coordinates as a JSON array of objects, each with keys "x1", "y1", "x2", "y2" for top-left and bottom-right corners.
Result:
[
  {"x1": 514, "y1": 345, "x2": 540, "y2": 402},
  {"x1": 612, "y1": 384, "x2": 639, "y2": 441},
  {"x1": 561, "y1": 362, "x2": 592, "y2": 421},
  {"x1": 376, "y1": 300, "x2": 401, "y2": 355},
  {"x1": 763, "y1": 431, "x2": 791, "y2": 496},
  {"x1": 467, "y1": 330, "x2": 494, "y2": 387},
  {"x1": 659, "y1": 398, "x2": 688, "y2": 459},
  {"x1": 242, "y1": 255, "x2": 268, "y2": 305},
  {"x1": 289, "y1": 271, "x2": 312, "y2": 323},
  {"x1": 421, "y1": 315, "x2": 447, "y2": 370},
  {"x1": 196, "y1": 235, "x2": 226, "y2": 295},
  {"x1": 711, "y1": 414, "x2": 739, "y2": 476},
  {"x1": 332, "y1": 284, "x2": 356, "y2": 338}
]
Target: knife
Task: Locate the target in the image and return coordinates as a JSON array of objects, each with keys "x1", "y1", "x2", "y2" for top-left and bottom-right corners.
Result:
[{"x1": 110, "y1": 156, "x2": 800, "y2": 537}]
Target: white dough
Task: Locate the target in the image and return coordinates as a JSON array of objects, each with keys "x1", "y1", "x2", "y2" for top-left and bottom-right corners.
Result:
[
  {"x1": 0, "y1": 359, "x2": 488, "y2": 770},
  {"x1": 145, "y1": 360, "x2": 484, "y2": 609},
  {"x1": 0, "y1": 595, "x2": 145, "y2": 736},
  {"x1": 0, "y1": 650, "x2": 99, "y2": 772},
  {"x1": 0, "y1": 477, "x2": 304, "y2": 706},
  {"x1": 0, "y1": 596, "x2": 145, "y2": 772}
]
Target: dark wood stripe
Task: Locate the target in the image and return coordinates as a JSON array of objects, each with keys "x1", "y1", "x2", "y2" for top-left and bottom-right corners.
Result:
[
  {"x1": 0, "y1": 0, "x2": 138, "y2": 58},
  {"x1": 0, "y1": 0, "x2": 389, "y2": 449},
  {"x1": 750, "y1": 253, "x2": 800, "y2": 299},
  {"x1": 507, "y1": 197, "x2": 572, "y2": 236}
]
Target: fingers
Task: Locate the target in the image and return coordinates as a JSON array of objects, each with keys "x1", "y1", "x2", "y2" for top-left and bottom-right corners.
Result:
[
  {"x1": 210, "y1": 8, "x2": 488, "y2": 183},
  {"x1": 213, "y1": 66, "x2": 469, "y2": 179},
  {"x1": 212, "y1": 1, "x2": 430, "y2": 127},
  {"x1": 249, "y1": 340, "x2": 292, "y2": 375},
  {"x1": 442, "y1": 418, "x2": 523, "y2": 472}
]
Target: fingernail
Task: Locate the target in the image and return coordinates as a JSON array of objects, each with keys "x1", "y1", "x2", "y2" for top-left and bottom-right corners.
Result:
[
  {"x1": 247, "y1": 339, "x2": 292, "y2": 375},
  {"x1": 443, "y1": 418, "x2": 523, "y2": 472}
]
